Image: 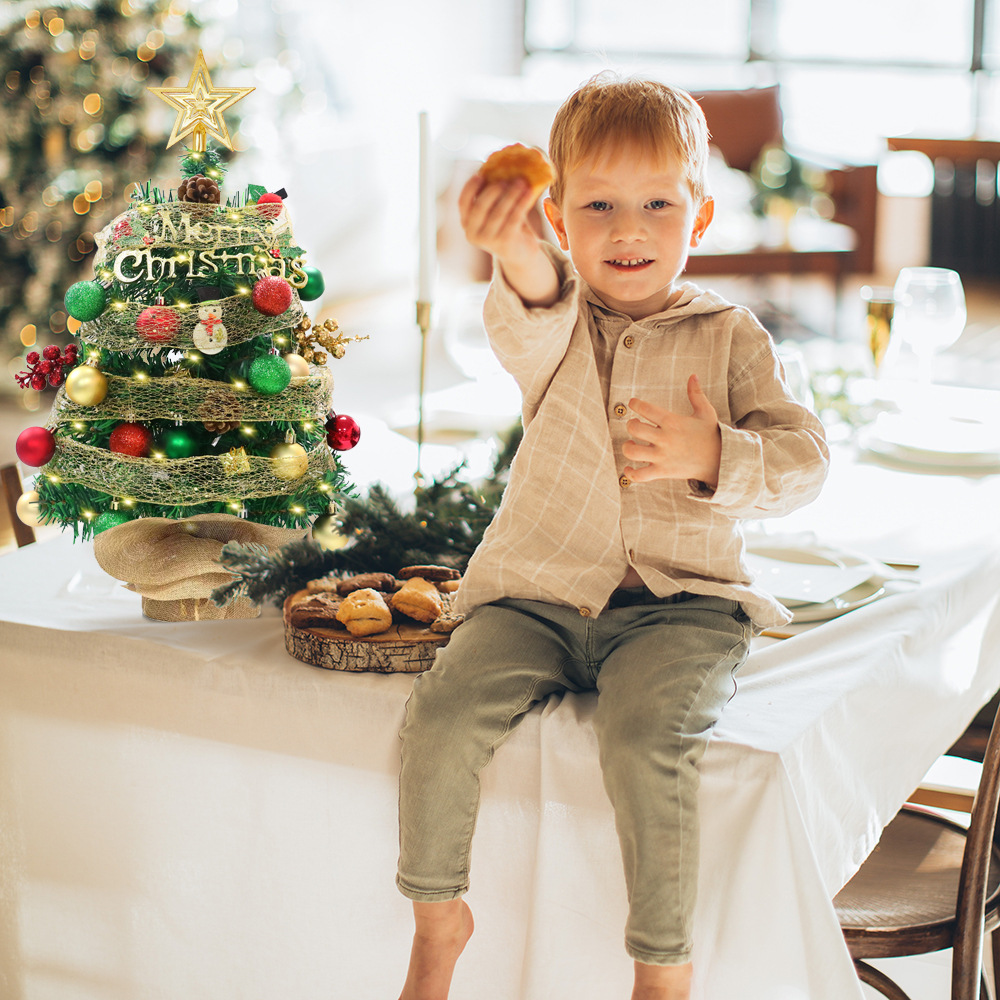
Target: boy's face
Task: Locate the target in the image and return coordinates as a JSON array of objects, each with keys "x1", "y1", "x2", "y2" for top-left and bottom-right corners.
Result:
[{"x1": 543, "y1": 144, "x2": 713, "y2": 320}]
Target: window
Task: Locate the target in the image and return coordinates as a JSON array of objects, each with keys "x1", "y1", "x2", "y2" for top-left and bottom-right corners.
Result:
[{"x1": 523, "y1": 0, "x2": 993, "y2": 161}]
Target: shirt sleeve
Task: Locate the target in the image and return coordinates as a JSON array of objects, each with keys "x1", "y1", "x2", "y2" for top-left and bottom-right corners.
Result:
[
  {"x1": 689, "y1": 311, "x2": 830, "y2": 518},
  {"x1": 483, "y1": 243, "x2": 581, "y2": 416}
]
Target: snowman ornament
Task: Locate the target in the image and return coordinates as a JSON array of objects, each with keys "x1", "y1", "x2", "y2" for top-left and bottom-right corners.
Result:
[{"x1": 192, "y1": 303, "x2": 228, "y2": 355}]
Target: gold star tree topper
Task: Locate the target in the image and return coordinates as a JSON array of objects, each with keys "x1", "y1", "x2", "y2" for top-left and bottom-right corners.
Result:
[{"x1": 148, "y1": 50, "x2": 255, "y2": 152}]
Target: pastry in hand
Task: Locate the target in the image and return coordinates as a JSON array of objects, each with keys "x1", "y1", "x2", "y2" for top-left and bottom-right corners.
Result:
[
  {"x1": 391, "y1": 576, "x2": 443, "y2": 624},
  {"x1": 478, "y1": 143, "x2": 555, "y2": 200},
  {"x1": 336, "y1": 587, "x2": 393, "y2": 636}
]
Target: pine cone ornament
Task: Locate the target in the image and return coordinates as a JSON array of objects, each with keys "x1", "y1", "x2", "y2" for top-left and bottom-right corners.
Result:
[
  {"x1": 203, "y1": 420, "x2": 241, "y2": 434},
  {"x1": 178, "y1": 174, "x2": 221, "y2": 204}
]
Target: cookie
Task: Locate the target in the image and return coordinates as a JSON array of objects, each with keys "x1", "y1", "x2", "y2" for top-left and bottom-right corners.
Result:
[
  {"x1": 336, "y1": 572, "x2": 399, "y2": 596},
  {"x1": 430, "y1": 611, "x2": 465, "y2": 634},
  {"x1": 437, "y1": 579, "x2": 461, "y2": 594},
  {"x1": 478, "y1": 143, "x2": 555, "y2": 200},
  {"x1": 397, "y1": 564, "x2": 461, "y2": 582},
  {"x1": 289, "y1": 593, "x2": 344, "y2": 629},
  {"x1": 305, "y1": 575, "x2": 341, "y2": 594}
]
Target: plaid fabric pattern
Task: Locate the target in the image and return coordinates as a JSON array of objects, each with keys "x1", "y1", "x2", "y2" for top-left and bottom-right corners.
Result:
[{"x1": 455, "y1": 246, "x2": 829, "y2": 629}]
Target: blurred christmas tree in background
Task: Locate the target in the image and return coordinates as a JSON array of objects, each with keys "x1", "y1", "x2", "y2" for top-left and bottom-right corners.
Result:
[{"x1": 0, "y1": 0, "x2": 203, "y2": 392}]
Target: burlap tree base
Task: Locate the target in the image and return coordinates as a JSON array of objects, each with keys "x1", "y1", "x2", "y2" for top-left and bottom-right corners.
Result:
[{"x1": 141, "y1": 594, "x2": 261, "y2": 621}]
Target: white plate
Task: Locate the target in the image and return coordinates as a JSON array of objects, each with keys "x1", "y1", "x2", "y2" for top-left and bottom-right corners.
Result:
[
  {"x1": 746, "y1": 544, "x2": 886, "y2": 623},
  {"x1": 860, "y1": 412, "x2": 1000, "y2": 468}
]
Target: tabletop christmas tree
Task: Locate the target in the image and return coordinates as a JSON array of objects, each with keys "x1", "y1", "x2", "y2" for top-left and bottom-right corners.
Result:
[{"x1": 13, "y1": 51, "x2": 363, "y2": 618}]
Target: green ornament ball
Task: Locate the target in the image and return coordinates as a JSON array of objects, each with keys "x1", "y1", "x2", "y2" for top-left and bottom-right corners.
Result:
[
  {"x1": 161, "y1": 426, "x2": 200, "y2": 458},
  {"x1": 247, "y1": 354, "x2": 292, "y2": 396},
  {"x1": 299, "y1": 266, "x2": 325, "y2": 301},
  {"x1": 64, "y1": 281, "x2": 107, "y2": 322},
  {"x1": 93, "y1": 510, "x2": 131, "y2": 535}
]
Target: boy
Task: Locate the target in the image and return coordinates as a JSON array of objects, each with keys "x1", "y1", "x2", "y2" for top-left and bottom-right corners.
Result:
[{"x1": 395, "y1": 75, "x2": 829, "y2": 1000}]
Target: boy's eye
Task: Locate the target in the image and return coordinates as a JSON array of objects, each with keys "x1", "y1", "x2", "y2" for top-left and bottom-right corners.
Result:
[
  {"x1": 587, "y1": 201, "x2": 611, "y2": 211},
  {"x1": 647, "y1": 199, "x2": 670, "y2": 209}
]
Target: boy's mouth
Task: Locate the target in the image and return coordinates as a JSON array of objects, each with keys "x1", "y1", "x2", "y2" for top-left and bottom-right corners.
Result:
[{"x1": 606, "y1": 258, "x2": 653, "y2": 269}]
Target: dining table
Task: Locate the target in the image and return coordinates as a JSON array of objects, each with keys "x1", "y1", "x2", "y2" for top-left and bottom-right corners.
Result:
[{"x1": 2, "y1": 414, "x2": 1000, "y2": 1000}]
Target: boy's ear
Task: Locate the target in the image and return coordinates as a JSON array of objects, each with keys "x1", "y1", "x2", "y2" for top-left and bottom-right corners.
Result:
[
  {"x1": 689, "y1": 196, "x2": 714, "y2": 248},
  {"x1": 543, "y1": 197, "x2": 569, "y2": 251}
]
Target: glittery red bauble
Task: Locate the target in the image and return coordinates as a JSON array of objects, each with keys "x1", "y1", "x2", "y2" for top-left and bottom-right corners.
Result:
[
  {"x1": 136, "y1": 305, "x2": 179, "y2": 343},
  {"x1": 109, "y1": 422, "x2": 153, "y2": 457},
  {"x1": 326, "y1": 412, "x2": 361, "y2": 451},
  {"x1": 15, "y1": 426, "x2": 56, "y2": 466},
  {"x1": 256, "y1": 192, "x2": 284, "y2": 219},
  {"x1": 251, "y1": 276, "x2": 293, "y2": 316}
]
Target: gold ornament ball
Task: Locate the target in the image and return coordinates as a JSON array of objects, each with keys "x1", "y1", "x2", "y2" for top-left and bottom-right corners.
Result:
[
  {"x1": 311, "y1": 513, "x2": 347, "y2": 551},
  {"x1": 269, "y1": 441, "x2": 309, "y2": 480},
  {"x1": 65, "y1": 365, "x2": 109, "y2": 406},
  {"x1": 15, "y1": 490, "x2": 43, "y2": 527},
  {"x1": 283, "y1": 353, "x2": 310, "y2": 378}
]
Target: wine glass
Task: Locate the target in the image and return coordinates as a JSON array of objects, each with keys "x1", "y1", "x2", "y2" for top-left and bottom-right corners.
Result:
[{"x1": 891, "y1": 267, "x2": 966, "y2": 385}]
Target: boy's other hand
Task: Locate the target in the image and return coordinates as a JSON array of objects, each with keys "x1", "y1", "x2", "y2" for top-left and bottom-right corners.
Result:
[{"x1": 623, "y1": 375, "x2": 722, "y2": 488}]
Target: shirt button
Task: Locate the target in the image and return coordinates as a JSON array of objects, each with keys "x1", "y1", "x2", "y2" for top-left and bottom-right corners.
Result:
[
  {"x1": 613, "y1": 403, "x2": 627, "y2": 417},
  {"x1": 579, "y1": 607, "x2": 591, "y2": 617},
  {"x1": 619, "y1": 474, "x2": 631, "y2": 489},
  {"x1": 623, "y1": 335, "x2": 635, "y2": 348}
]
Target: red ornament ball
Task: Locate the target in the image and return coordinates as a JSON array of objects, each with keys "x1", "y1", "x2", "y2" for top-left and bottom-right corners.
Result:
[
  {"x1": 251, "y1": 276, "x2": 293, "y2": 316},
  {"x1": 326, "y1": 412, "x2": 361, "y2": 451},
  {"x1": 255, "y1": 192, "x2": 284, "y2": 219},
  {"x1": 109, "y1": 422, "x2": 153, "y2": 457},
  {"x1": 15, "y1": 426, "x2": 56, "y2": 467},
  {"x1": 136, "y1": 305, "x2": 179, "y2": 343}
]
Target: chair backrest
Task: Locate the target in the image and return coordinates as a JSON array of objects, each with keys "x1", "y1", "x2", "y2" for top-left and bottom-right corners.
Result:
[
  {"x1": 0, "y1": 463, "x2": 36, "y2": 547},
  {"x1": 952, "y1": 598, "x2": 1000, "y2": 994},
  {"x1": 689, "y1": 85, "x2": 784, "y2": 173}
]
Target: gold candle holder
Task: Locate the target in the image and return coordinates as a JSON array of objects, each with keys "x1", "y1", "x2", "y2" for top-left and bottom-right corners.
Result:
[{"x1": 415, "y1": 300, "x2": 431, "y2": 486}]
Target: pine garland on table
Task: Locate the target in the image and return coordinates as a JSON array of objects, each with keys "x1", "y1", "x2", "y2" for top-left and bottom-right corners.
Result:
[{"x1": 211, "y1": 421, "x2": 523, "y2": 608}]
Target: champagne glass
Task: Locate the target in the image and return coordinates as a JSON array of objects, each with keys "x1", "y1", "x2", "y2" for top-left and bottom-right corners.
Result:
[
  {"x1": 891, "y1": 267, "x2": 966, "y2": 385},
  {"x1": 860, "y1": 285, "x2": 895, "y2": 372}
]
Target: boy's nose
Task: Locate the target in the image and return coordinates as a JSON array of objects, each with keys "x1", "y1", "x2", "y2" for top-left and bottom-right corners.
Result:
[{"x1": 610, "y1": 209, "x2": 646, "y2": 241}]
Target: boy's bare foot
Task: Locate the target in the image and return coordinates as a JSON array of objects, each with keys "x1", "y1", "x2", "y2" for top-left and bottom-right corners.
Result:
[
  {"x1": 398, "y1": 899, "x2": 474, "y2": 1000},
  {"x1": 631, "y1": 960, "x2": 692, "y2": 1000}
]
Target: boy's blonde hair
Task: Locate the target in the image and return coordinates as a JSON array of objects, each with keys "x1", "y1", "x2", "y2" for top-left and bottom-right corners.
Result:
[{"x1": 548, "y1": 73, "x2": 710, "y2": 206}]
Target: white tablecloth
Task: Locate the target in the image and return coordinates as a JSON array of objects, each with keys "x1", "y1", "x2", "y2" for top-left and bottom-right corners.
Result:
[{"x1": 2, "y1": 446, "x2": 1000, "y2": 1000}]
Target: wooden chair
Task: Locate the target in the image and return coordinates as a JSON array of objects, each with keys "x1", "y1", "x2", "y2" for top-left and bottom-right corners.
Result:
[
  {"x1": 0, "y1": 463, "x2": 36, "y2": 547},
  {"x1": 833, "y1": 695, "x2": 1000, "y2": 999}
]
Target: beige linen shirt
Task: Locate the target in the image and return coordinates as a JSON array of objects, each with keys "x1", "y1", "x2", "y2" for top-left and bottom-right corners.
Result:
[{"x1": 455, "y1": 246, "x2": 830, "y2": 629}]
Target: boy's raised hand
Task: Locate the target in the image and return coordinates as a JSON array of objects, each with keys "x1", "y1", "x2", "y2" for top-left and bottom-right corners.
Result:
[
  {"x1": 458, "y1": 174, "x2": 559, "y2": 308},
  {"x1": 623, "y1": 375, "x2": 723, "y2": 488}
]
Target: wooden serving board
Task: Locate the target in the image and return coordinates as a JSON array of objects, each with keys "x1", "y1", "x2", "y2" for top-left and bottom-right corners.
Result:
[{"x1": 282, "y1": 590, "x2": 449, "y2": 673}]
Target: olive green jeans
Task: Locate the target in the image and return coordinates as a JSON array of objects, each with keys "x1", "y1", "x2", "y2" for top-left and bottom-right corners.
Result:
[{"x1": 396, "y1": 590, "x2": 752, "y2": 965}]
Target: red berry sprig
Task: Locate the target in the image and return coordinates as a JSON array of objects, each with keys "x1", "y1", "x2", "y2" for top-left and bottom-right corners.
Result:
[{"x1": 14, "y1": 343, "x2": 80, "y2": 390}]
